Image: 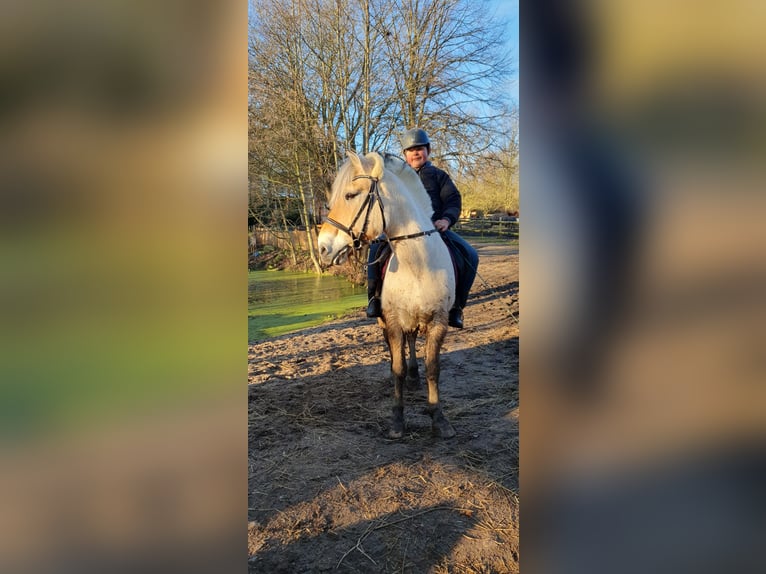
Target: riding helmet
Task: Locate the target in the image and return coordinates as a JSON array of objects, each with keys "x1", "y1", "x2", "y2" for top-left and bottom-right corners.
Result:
[{"x1": 400, "y1": 128, "x2": 431, "y2": 151}]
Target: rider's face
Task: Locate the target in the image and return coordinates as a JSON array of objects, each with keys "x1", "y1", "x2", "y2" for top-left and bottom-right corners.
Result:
[{"x1": 404, "y1": 146, "x2": 429, "y2": 170}]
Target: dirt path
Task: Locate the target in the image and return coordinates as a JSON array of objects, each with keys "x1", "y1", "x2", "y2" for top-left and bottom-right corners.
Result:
[{"x1": 248, "y1": 243, "x2": 519, "y2": 573}]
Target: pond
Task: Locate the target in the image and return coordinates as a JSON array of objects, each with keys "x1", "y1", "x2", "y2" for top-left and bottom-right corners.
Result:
[{"x1": 248, "y1": 270, "x2": 367, "y2": 341}]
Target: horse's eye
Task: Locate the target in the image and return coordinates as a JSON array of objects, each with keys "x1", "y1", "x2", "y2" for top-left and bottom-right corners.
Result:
[{"x1": 344, "y1": 192, "x2": 360, "y2": 201}]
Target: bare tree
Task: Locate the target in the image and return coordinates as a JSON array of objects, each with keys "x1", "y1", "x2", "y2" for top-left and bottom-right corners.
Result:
[
  {"x1": 379, "y1": 0, "x2": 514, "y2": 161},
  {"x1": 249, "y1": 0, "x2": 337, "y2": 272},
  {"x1": 456, "y1": 108, "x2": 519, "y2": 215}
]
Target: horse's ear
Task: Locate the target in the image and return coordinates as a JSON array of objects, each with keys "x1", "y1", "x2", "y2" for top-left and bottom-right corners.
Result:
[
  {"x1": 346, "y1": 151, "x2": 364, "y2": 173},
  {"x1": 370, "y1": 152, "x2": 384, "y2": 179}
]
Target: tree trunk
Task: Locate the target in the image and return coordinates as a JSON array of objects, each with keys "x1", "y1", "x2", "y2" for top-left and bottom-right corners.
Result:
[{"x1": 294, "y1": 149, "x2": 323, "y2": 273}]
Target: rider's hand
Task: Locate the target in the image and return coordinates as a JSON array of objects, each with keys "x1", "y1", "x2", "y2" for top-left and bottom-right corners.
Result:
[{"x1": 434, "y1": 218, "x2": 450, "y2": 232}]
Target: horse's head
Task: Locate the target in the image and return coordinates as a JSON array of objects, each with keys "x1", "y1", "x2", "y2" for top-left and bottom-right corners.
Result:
[{"x1": 317, "y1": 151, "x2": 386, "y2": 267}]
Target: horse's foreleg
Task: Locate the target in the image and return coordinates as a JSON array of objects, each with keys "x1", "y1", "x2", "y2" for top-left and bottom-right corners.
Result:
[
  {"x1": 424, "y1": 324, "x2": 455, "y2": 438},
  {"x1": 385, "y1": 328, "x2": 407, "y2": 439},
  {"x1": 405, "y1": 331, "x2": 420, "y2": 390}
]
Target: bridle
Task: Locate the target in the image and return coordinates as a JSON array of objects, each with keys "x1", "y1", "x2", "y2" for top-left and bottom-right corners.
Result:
[
  {"x1": 324, "y1": 173, "x2": 440, "y2": 266},
  {"x1": 324, "y1": 174, "x2": 386, "y2": 254}
]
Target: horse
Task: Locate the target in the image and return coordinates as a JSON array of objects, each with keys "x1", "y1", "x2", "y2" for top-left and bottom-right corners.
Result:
[{"x1": 317, "y1": 151, "x2": 456, "y2": 439}]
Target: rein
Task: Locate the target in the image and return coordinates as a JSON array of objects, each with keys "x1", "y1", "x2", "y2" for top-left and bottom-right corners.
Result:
[{"x1": 370, "y1": 228, "x2": 440, "y2": 244}]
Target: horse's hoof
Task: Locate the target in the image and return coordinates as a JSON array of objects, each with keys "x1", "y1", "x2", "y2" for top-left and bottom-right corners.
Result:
[
  {"x1": 389, "y1": 409, "x2": 405, "y2": 439},
  {"x1": 432, "y1": 420, "x2": 456, "y2": 439}
]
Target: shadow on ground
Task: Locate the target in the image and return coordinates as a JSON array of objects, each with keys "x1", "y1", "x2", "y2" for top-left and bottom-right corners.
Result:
[{"x1": 248, "y1": 334, "x2": 519, "y2": 573}]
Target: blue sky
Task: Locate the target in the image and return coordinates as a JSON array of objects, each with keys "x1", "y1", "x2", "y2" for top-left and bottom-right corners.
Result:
[{"x1": 488, "y1": 0, "x2": 519, "y2": 105}]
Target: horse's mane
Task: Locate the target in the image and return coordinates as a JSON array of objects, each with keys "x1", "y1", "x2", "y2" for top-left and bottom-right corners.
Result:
[
  {"x1": 328, "y1": 158, "x2": 356, "y2": 207},
  {"x1": 381, "y1": 153, "x2": 434, "y2": 218}
]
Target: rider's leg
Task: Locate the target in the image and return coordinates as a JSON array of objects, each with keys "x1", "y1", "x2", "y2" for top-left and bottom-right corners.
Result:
[
  {"x1": 444, "y1": 231, "x2": 478, "y2": 328},
  {"x1": 366, "y1": 243, "x2": 382, "y2": 318}
]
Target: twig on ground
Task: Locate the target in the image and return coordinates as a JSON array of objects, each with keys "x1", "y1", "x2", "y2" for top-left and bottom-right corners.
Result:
[{"x1": 336, "y1": 505, "x2": 465, "y2": 569}]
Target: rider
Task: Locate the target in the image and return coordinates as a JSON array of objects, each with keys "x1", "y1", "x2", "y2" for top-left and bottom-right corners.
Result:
[{"x1": 365, "y1": 128, "x2": 479, "y2": 329}]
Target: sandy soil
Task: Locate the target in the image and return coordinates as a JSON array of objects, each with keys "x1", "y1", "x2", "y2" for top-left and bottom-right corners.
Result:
[{"x1": 248, "y1": 243, "x2": 519, "y2": 573}]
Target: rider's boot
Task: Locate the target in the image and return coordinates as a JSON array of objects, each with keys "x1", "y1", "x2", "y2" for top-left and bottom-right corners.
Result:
[
  {"x1": 448, "y1": 306, "x2": 464, "y2": 329},
  {"x1": 366, "y1": 277, "x2": 382, "y2": 318}
]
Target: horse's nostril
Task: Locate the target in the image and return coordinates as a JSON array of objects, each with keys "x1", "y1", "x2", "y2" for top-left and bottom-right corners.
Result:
[{"x1": 319, "y1": 246, "x2": 327, "y2": 255}]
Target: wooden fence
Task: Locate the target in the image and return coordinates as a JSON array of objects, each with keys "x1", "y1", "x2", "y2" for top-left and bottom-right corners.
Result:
[
  {"x1": 451, "y1": 217, "x2": 519, "y2": 239},
  {"x1": 249, "y1": 226, "x2": 319, "y2": 252}
]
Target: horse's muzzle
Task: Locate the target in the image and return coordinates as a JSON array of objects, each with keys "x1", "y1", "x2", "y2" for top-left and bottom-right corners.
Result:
[
  {"x1": 318, "y1": 243, "x2": 350, "y2": 268},
  {"x1": 330, "y1": 245, "x2": 352, "y2": 266}
]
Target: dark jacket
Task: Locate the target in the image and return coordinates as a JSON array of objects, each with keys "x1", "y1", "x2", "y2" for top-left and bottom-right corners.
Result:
[{"x1": 416, "y1": 161, "x2": 462, "y2": 227}]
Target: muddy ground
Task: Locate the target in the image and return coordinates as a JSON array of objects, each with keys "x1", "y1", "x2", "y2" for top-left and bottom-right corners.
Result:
[{"x1": 248, "y1": 243, "x2": 519, "y2": 573}]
